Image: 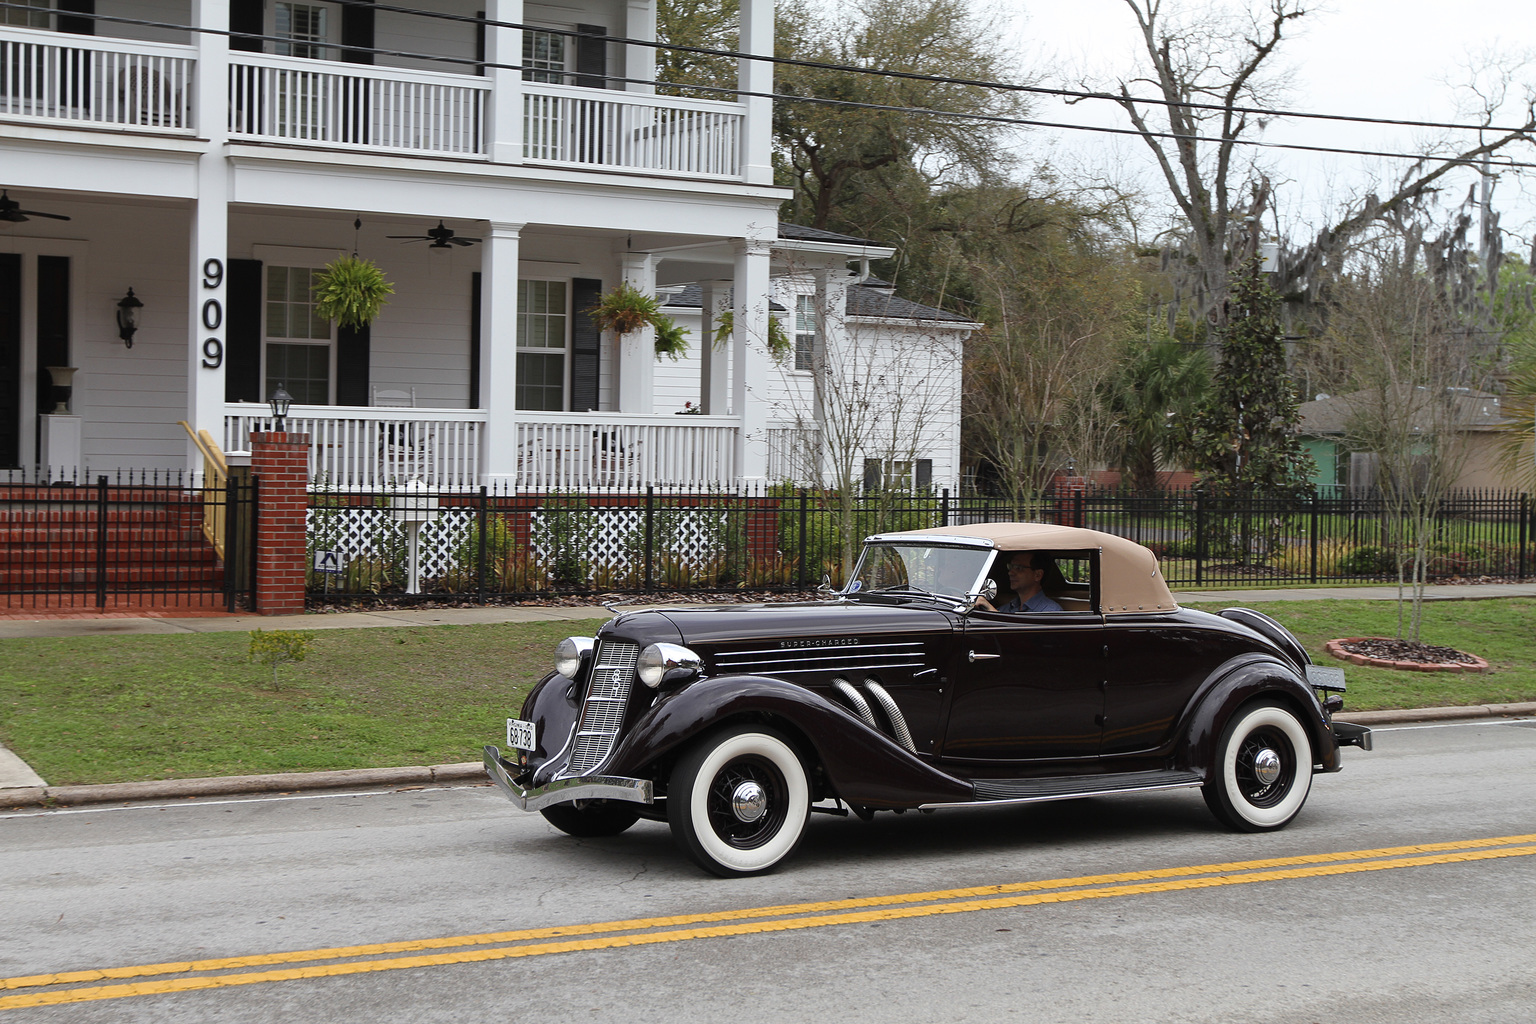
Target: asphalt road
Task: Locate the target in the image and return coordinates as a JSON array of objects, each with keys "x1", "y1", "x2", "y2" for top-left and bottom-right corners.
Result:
[{"x1": 3, "y1": 720, "x2": 1534, "y2": 1024}]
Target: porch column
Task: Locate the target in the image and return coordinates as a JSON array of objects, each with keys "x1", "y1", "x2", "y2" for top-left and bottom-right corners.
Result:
[
  {"x1": 480, "y1": 223, "x2": 523, "y2": 485},
  {"x1": 484, "y1": 0, "x2": 524, "y2": 164},
  {"x1": 811, "y1": 267, "x2": 854, "y2": 487},
  {"x1": 732, "y1": 239, "x2": 772, "y2": 482},
  {"x1": 738, "y1": 0, "x2": 774, "y2": 185},
  {"x1": 698, "y1": 280, "x2": 731, "y2": 415},
  {"x1": 617, "y1": 253, "x2": 655, "y2": 413},
  {"x1": 188, "y1": 0, "x2": 230, "y2": 459},
  {"x1": 624, "y1": 0, "x2": 655, "y2": 94}
]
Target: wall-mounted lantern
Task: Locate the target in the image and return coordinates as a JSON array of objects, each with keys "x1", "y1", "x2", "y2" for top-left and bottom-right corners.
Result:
[{"x1": 116, "y1": 288, "x2": 143, "y2": 347}]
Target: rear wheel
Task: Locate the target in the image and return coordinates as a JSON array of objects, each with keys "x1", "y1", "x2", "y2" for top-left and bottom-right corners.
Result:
[
  {"x1": 1203, "y1": 700, "x2": 1313, "y2": 832},
  {"x1": 540, "y1": 802, "x2": 640, "y2": 837},
  {"x1": 667, "y1": 725, "x2": 810, "y2": 877}
]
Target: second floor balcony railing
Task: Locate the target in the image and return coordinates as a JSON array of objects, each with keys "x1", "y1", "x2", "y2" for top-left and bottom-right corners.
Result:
[
  {"x1": 1, "y1": 25, "x2": 750, "y2": 181},
  {"x1": 228, "y1": 53, "x2": 490, "y2": 157},
  {"x1": 0, "y1": 26, "x2": 194, "y2": 133}
]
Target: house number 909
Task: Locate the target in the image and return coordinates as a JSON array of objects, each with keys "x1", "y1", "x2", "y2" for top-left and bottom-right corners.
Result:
[{"x1": 200, "y1": 258, "x2": 224, "y2": 369}]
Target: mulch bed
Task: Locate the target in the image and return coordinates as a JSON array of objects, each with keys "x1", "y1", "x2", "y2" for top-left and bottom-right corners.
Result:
[
  {"x1": 1325, "y1": 636, "x2": 1490, "y2": 673},
  {"x1": 308, "y1": 590, "x2": 827, "y2": 613}
]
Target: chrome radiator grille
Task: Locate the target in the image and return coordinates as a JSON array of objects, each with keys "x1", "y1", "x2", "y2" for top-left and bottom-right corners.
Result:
[{"x1": 563, "y1": 639, "x2": 640, "y2": 776}]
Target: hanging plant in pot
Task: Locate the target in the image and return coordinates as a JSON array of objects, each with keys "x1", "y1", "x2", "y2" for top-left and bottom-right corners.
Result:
[
  {"x1": 712, "y1": 310, "x2": 792, "y2": 363},
  {"x1": 313, "y1": 255, "x2": 394, "y2": 329},
  {"x1": 589, "y1": 282, "x2": 689, "y2": 360}
]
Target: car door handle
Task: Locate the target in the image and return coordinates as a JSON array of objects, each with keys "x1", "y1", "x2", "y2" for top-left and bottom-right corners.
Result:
[{"x1": 968, "y1": 650, "x2": 1000, "y2": 662}]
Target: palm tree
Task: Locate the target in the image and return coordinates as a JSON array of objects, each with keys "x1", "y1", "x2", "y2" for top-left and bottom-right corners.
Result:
[{"x1": 1102, "y1": 337, "x2": 1208, "y2": 492}]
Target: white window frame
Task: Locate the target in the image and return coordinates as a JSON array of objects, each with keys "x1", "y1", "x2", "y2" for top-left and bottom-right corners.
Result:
[
  {"x1": 522, "y1": 26, "x2": 575, "y2": 84},
  {"x1": 260, "y1": 264, "x2": 336, "y2": 406},
  {"x1": 268, "y1": 1, "x2": 343, "y2": 61},
  {"x1": 792, "y1": 293, "x2": 817, "y2": 373},
  {"x1": 515, "y1": 278, "x2": 571, "y2": 412},
  {"x1": 2, "y1": 0, "x2": 53, "y2": 29}
]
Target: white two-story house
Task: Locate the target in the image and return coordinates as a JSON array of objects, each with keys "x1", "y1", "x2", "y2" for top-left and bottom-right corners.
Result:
[{"x1": 1, "y1": 0, "x2": 969, "y2": 492}]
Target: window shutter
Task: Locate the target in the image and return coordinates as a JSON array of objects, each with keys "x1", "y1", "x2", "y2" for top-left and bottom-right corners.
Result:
[
  {"x1": 341, "y1": 0, "x2": 375, "y2": 64},
  {"x1": 336, "y1": 325, "x2": 370, "y2": 406},
  {"x1": 570, "y1": 278, "x2": 601, "y2": 412},
  {"x1": 226, "y1": 259, "x2": 262, "y2": 403},
  {"x1": 863, "y1": 459, "x2": 881, "y2": 494},
  {"x1": 230, "y1": 0, "x2": 263, "y2": 52},
  {"x1": 35, "y1": 256, "x2": 69, "y2": 463},
  {"x1": 0, "y1": 254, "x2": 19, "y2": 469},
  {"x1": 575, "y1": 25, "x2": 607, "y2": 88},
  {"x1": 916, "y1": 459, "x2": 933, "y2": 490},
  {"x1": 470, "y1": 272, "x2": 482, "y2": 408},
  {"x1": 56, "y1": 0, "x2": 94, "y2": 35}
]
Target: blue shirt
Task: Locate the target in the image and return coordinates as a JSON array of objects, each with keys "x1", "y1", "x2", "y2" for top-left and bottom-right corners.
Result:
[{"x1": 999, "y1": 590, "x2": 1063, "y2": 613}]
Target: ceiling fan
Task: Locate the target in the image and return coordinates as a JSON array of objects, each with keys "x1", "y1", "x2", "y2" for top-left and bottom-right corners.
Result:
[
  {"x1": 387, "y1": 220, "x2": 479, "y2": 249},
  {"x1": 0, "y1": 190, "x2": 71, "y2": 223}
]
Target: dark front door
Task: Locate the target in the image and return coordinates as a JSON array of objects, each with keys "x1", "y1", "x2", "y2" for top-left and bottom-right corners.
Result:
[
  {"x1": 0, "y1": 253, "x2": 20, "y2": 468},
  {"x1": 941, "y1": 613, "x2": 1105, "y2": 763}
]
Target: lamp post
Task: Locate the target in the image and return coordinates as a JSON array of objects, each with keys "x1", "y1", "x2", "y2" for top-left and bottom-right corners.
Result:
[
  {"x1": 116, "y1": 288, "x2": 143, "y2": 348},
  {"x1": 269, "y1": 384, "x2": 293, "y2": 432}
]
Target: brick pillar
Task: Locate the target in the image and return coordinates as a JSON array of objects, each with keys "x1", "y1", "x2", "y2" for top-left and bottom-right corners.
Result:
[
  {"x1": 251, "y1": 431, "x2": 310, "y2": 615},
  {"x1": 1052, "y1": 475, "x2": 1088, "y2": 528}
]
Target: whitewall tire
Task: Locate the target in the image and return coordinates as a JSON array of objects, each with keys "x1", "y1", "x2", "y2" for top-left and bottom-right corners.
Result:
[
  {"x1": 667, "y1": 726, "x2": 811, "y2": 877},
  {"x1": 1204, "y1": 701, "x2": 1314, "y2": 832}
]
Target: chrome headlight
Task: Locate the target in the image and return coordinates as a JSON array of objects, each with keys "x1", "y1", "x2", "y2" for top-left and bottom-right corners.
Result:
[
  {"x1": 636, "y1": 643, "x2": 702, "y2": 689},
  {"x1": 555, "y1": 636, "x2": 595, "y2": 679}
]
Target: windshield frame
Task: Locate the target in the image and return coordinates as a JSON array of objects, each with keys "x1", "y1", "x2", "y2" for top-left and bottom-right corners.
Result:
[{"x1": 844, "y1": 538, "x2": 997, "y2": 605}]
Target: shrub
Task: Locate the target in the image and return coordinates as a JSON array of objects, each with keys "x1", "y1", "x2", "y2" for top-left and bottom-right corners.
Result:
[{"x1": 1337, "y1": 545, "x2": 1399, "y2": 576}]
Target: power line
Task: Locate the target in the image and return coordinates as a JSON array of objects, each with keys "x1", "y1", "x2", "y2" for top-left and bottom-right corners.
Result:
[
  {"x1": 6, "y1": 0, "x2": 1532, "y2": 139},
  {"x1": 322, "y1": 0, "x2": 1536, "y2": 138},
  {"x1": 3, "y1": 2, "x2": 1533, "y2": 171}
]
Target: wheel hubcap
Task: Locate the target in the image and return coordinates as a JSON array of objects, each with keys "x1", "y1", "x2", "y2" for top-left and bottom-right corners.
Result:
[
  {"x1": 1252, "y1": 748, "x2": 1282, "y2": 786},
  {"x1": 731, "y1": 781, "x2": 768, "y2": 823}
]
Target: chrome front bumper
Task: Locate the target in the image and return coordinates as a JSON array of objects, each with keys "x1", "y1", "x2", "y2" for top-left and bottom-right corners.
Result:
[{"x1": 482, "y1": 745, "x2": 655, "y2": 812}]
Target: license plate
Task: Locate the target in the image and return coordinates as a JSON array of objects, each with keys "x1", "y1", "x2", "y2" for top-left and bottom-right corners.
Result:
[{"x1": 506, "y1": 718, "x2": 537, "y2": 752}]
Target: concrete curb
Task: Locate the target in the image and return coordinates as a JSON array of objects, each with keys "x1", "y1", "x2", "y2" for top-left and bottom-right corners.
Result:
[
  {"x1": 6, "y1": 700, "x2": 1536, "y2": 811},
  {"x1": 3, "y1": 761, "x2": 486, "y2": 810}
]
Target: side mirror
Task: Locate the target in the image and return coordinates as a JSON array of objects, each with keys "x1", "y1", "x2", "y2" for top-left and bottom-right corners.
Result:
[{"x1": 958, "y1": 578, "x2": 997, "y2": 614}]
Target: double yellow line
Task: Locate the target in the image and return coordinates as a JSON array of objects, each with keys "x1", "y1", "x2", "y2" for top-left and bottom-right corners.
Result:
[{"x1": 6, "y1": 833, "x2": 1535, "y2": 1011}]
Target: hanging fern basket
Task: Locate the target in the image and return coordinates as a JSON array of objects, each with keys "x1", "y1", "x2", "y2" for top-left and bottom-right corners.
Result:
[
  {"x1": 590, "y1": 282, "x2": 690, "y2": 359},
  {"x1": 314, "y1": 255, "x2": 394, "y2": 329}
]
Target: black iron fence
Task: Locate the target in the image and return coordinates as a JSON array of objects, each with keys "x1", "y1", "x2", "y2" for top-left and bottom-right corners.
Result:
[
  {"x1": 0, "y1": 470, "x2": 256, "y2": 612},
  {"x1": 305, "y1": 483, "x2": 1534, "y2": 603}
]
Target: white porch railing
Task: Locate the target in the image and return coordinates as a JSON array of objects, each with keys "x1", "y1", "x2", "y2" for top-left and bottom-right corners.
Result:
[
  {"x1": 522, "y1": 82, "x2": 743, "y2": 178},
  {"x1": 0, "y1": 26, "x2": 194, "y2": 132},
  {"x1": 224, "y1": 405, "x2": 485, "y2": 490},
  {"x1": 228, "y1": 53, "x2": 488, "y2": 157},
  {"x1": 516, "y1": 412, "x2": 738, "y2": 490}
]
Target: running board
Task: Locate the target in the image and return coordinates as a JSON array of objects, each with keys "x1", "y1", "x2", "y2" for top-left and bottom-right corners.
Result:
[{"x1": 920, "y1": 770, "x2": 1204, "y2": 810}]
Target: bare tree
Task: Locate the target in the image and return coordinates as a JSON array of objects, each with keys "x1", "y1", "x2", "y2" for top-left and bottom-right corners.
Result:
[
  {"x1": 1105, "y1": 0, "x2": 1536, "y2": 341},
  {"x1": 772, "y1": 281, "x2": 958, "y2": 576},
  {"x1": 1324, "y1": 231, "x2": 1498, "y2": 639}
]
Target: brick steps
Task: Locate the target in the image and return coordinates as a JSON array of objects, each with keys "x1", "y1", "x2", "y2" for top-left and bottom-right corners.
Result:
[
  {"x1": 0, "y1": 543, "x2": 220, "y2": 564},
  {"x1": 0, "y1": 486, "x2": 227, "y2": 595}
]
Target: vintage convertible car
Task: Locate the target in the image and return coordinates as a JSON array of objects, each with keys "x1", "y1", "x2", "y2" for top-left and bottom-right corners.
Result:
[{"x1": 484, "y1": 523, "x2": 1372, "y2": 876}]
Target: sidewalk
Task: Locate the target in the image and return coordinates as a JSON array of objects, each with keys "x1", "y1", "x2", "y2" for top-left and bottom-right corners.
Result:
[{"x1": 3, "y1": 582, "x2": 1533, "y2": 640}]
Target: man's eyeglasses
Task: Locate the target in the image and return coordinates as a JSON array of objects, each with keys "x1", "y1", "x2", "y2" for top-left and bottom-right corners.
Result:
[{"x1": 1006, "y1": 562, "x2": 1033, "y2": 572}]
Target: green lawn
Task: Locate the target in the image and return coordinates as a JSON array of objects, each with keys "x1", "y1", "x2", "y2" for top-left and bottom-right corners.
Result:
[
  {"x1": 0, "y1": 620, "x2": 606, "y2": 786},
  {"x1": 1182, "y1": 598, "x2": 1536, "y2": 711},
  {"x1": 2, "y1": 600, "x2": 1531, "y2": 787}
]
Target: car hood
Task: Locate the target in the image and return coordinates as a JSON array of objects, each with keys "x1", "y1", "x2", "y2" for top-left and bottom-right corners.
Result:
[{"x1": 604, "y1": 600, "x2": 955, "y2": 648}]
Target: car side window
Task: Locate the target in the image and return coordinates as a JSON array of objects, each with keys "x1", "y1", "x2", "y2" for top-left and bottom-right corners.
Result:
[{"x1": 984, "y1": 550, "x2": 1096, "y2": 614}]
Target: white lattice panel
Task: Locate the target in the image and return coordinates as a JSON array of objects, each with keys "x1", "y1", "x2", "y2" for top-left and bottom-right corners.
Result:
[{"x1": 307, "y1": 507, "x2": 476, "y2": 580}]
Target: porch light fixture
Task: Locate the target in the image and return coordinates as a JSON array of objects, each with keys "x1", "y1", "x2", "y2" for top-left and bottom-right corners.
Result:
[
  {"x1": 116, "y1": 288, "x2": 143, "y2": 348},
  {"x1": 269, "y1": 384, "x2": 293, "y2": 431}
]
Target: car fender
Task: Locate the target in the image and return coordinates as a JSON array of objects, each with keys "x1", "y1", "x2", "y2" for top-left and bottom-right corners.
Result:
[
  {"x1": 605, "y1": 674, "x2": 975, "y2": 808},
  {"x1": 1178, "y1": 654, "x2": 1338, "y2": 775},
  {"x1": 520, "y1": 670, "x2": 581, "y2": 776}
]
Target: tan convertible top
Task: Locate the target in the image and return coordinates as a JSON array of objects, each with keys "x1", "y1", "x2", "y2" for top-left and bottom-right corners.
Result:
[{"x1": 884, "y1": 522, "x2": 1177, "y2": 614}]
